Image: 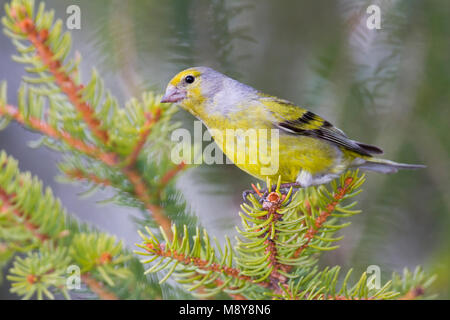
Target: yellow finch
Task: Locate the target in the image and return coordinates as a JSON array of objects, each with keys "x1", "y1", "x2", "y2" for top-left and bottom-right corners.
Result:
[{"x1": 161, "y1": 67, "x2": 424, "y2": 189}]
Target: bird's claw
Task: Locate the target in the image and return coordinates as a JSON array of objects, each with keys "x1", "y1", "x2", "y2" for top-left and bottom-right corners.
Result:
[
  {"x1": 242, "y1": 182, "x2": 301, "y2": 204},
  {"x1": 242, "y1": 189, "x2": 256, "y2": 202},
  {"x1": 242, "y1": 184, "x2": 267, "y2": 203}
]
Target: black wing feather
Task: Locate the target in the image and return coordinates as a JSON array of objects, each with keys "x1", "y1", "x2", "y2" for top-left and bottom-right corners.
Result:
[{"x1": 277, "y1": 118, "x2": 383, "y2": 157}]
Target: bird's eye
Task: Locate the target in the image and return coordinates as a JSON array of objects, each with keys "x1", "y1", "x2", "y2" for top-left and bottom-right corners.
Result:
[{"x1": 185, "y1": 75, "x2": 195, "y2": 84}]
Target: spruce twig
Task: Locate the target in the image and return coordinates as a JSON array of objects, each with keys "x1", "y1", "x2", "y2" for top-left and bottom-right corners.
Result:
[
  {"x1": 1, "y1": 1, "x2": 186, "y2": 239},
  {"x1": 0, "y1": 154, "x2": 120, "y2": 299}
]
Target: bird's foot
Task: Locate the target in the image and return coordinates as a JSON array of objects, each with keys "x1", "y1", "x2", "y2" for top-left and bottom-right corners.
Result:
[
  {"x1": 242, "y1": 182, "x2": 302, "y2": 204},
  {"x1": 242, "y1": 184, "x2": 266, "y2": 203}
]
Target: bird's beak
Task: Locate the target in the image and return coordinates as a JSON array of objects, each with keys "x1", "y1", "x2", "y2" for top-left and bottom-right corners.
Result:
[{"x1": 161, "y1": 85, "x2": 186, "y2": 103}]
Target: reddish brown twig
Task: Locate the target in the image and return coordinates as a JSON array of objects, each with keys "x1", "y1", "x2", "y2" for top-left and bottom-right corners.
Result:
[
  {"x1": 145, "y1": 242, "x2": 267, "y2": 287},
  {"x1": 80, "y1": 274, "x2": 118, "y2": 300},
  {"x1": 260, "y1": 192, "x2": 290, "y2": 290},
  {"x1": 122, "y1": 167, "x2": 172, "y2": 238},
  {"x1": 124, "y1": 110, "x2": 161, "y2": 167},
  {"x1": 0, "y1": 104, "x2": 118, "y2": 166},
  {"x1": 64, "y1": 168, "x2": 112, "y2": 188},
  {"x1": 251, "y1": 184, "x2": 263, "y2": 197},
  {"x1": 159, "y1": 162, "x2": 186, "y2": 187},
  {"x1": 293, "y1": 177, "x2": 354, "y2": 259},
  {"x1": 399, "y1": 287, "x2": 425, "y2": 300},
  {"x1": 213, "y1": 279, "x2": 247, "y2": 300},
  {"x1": 0, "y1": 188, "x2": 49, "y2": 242},
  {"x1": 13, "y1": 13, "x2": 109, "y2": 145}
]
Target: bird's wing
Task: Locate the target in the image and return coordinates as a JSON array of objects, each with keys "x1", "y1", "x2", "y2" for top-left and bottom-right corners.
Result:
[{"x1": 261, "y1": 96, "x2": 383, "y2": 157}]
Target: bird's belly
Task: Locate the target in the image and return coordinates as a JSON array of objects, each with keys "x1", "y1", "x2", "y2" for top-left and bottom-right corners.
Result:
[{"x1": 211, "y1": 129, "x2": 342, "y2": 183}]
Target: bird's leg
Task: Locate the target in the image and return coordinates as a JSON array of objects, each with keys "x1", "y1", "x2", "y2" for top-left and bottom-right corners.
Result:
[
  {"x1": 278, "y1": 182, "x2": 302, "y2": 194},
  {"x1": 277, "y1": 182, "x2": 302, "y2": 206},
  {"x1": 242, "y1": 184, "x2": 265, "y2": 202},
  {"x1": 242, "y1": 182, "x2": 302, "y2": 203}
]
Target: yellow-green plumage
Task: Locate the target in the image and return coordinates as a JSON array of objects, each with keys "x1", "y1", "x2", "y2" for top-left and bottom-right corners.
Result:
[
  {"x1": 161, "y1": 67, "x2": 425, "y2": 187},
  {"x1": 200, "y1": 103, "x2": 344, "y2": 183}
]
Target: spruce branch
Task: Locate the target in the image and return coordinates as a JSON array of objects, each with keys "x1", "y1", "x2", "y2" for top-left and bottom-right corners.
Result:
[
  {"x1": 234, "y1": 173, "x2": 364, "y2": 294},
  {"x1": 124, "y1": 110, "x2": 160, "y2": 167},
  {"x1": 0, "y1": 189, "x2": 50, "y2": 243},
  {"x1": 292, "y1": 176, "x2": 356, "y2": 260},
  {"x1": 80, "y1": 273, "x2": 118, "y2": 300},
  {"x1": 137, "y1": 172, "x2": 435, "y2": 299},
  {"x1": 0, "y1": 103, "x2": 117, "y2": 166},
  {"x1": 0, "y1": 100, "x2": 175, "y2": 239},
  {"x1": 393, "y1": 267, "x2": 437, "y2": 300},
  {"x1": 0, "y1": 151, "x2": 119, "y2": 299},
  {"x1": 0, "y1": 150, "x2": 170, "y2": 300},
  {"x1": 63, "y1": 168, "x2": 113, "y2": 188},
  {"x1": 0, "y1": 150, "x2": 186, "y2": 300},
  {"x1": 135, "y1": 225, "x2": 269, "y2": 298},
  {"x1": 159, "y1": 162, "x2": 187, "y2": 190},
  {"x1": 1, "y1": 0, "x2": 192, "y2": 240},
  {"x1": 7, "y1": 245, "x2": 71, "y2": 299},
  {"x1": 8, "y1": 4, "x2": 109, "y2": 145}
]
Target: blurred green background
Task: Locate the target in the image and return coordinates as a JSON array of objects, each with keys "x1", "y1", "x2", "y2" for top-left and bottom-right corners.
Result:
[{"x1": 0, "y1": 0, "x2": 449, "y2": 298}]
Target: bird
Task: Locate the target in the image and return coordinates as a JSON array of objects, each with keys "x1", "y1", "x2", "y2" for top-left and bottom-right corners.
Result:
[{"x1": 161, "y1": 66, "x2": 425, "y2": 195}]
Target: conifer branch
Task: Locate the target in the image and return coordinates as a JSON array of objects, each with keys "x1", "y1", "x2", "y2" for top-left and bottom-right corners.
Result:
[
  {"x1": 0, "y1": 102, "x2": 174, "y2": 239},
  {"x1": 399, "y1": 287, "x2": 425, "y2": 300},
  {"x1": 80, "y1": 273, "x2": 118, "y2": 300},
  {"x1": 0, "y1": 104, "x2": 117, "y2": 166},
  {"x1": 237, "y1": 176, "x2": 356, "y2": 294},
  {"x1": 122, "y1": 168, "x2": 173, "y2": 239},
  {"x1": 0, "y1": 159, "x2": 121, "y2": 299},
  {"x1": 257, "y1": 191, "x2": 289, "y2": 291},
  {"x1": 124, "y1": 110, "x2": 160, "y2": 167},
  {"x1": 0, "y1": 151, "x2": 154, "y2": 300},
  {"x1": 1, "y1": 183, "x2": 120, "y2": 300},
  {"x1": 144, "y1": 242, "x2": 253, "y2": 283},
  {"x1": 63, "y1": 168, "x2": 113, "y2": 188},
  {"x1": 292, "y1": 176, "x2": 355, "y2": 259},
  {"x1": 159, "y1": 162, "x2": 187, "y2": 188},
  {"x1": 136, "y1": 225, "x2": 270, "y2": 298},
  {"x1": 0, "y1": 188, "x2": 49, "y2": 242},
  {"x1": 138, "y1": 171, "x2": 435, "y2": 299},
  {"x1": 2, "y1": 0, "x2": 180, "y2": 240},
  {"x1": 10, "y1": 7, "x2": 109, "y2": 145}
]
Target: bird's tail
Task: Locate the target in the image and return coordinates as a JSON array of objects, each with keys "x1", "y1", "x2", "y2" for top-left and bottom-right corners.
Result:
[{"x1": 355, "y1": 158, "x2": 426, "y2": 174}]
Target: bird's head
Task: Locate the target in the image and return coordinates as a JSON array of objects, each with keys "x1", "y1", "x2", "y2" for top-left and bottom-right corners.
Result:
[
  {"x1": 161, "y1": 67, "x2": 257, "y2": 117},
  {"x1": 161, "y1": 67, "x2": 213, "y2": 108}
]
